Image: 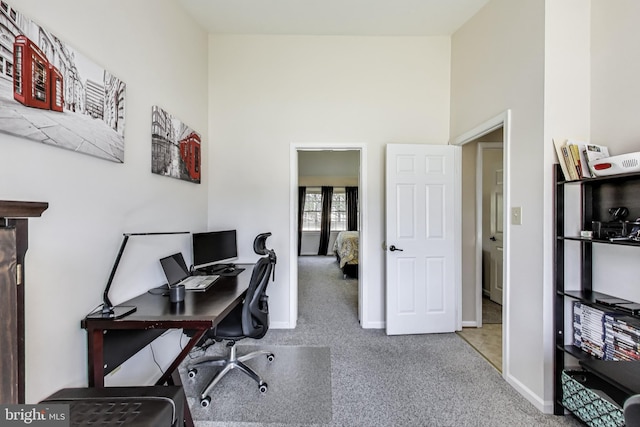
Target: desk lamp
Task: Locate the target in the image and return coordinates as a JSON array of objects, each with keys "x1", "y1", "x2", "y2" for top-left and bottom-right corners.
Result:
[{"x1": 97, "y1": 231, "x2": 189, "y2": 319}]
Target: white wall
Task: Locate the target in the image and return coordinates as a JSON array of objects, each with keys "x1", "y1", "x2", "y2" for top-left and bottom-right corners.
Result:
[
  {"x1": 207, "y1": 35, "x2": 451, "y2": 328},
  {"x1": 542, "y1": 0, "x2": 591, "y2": 409},
  {"x1": 451, "y1": 0, "x2": 548, "y2": 411},
  {"x1": 591, "y1": 0, "x2": 640, "y2": 154},
  {"x1": 5, "y1": 0, "x2": 208, "y2": 402},
  {"x1": 590, "y1": 1, "x2": 640, "y2": 315},
  {"x1": 298, "y1": 150, "x2": 360, "y2": 185}
]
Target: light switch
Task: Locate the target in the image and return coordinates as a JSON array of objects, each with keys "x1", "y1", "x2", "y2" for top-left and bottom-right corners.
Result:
[{"x1": 511, "y1": 207, "x2": 522, "y2": 225}]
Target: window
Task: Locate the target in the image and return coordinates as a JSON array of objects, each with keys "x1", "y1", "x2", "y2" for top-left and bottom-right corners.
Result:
[
  {"x1": 301, "y1": 187, "x2": 347, "y2": 231},
  {"x1": 330, "y1": 189, "x2": 347, "y2": 231},
  {"x1": 302, "y1": 188, "x2": 322, "y2": 231}
]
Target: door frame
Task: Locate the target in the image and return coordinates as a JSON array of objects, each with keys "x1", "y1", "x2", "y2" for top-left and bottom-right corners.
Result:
[
  {"x1": 476, "y1": 142, "x2": 503, "y2": 327},
  {"x1": 289, "y1": 143, "x2": 367, "y2": 328},
  {"x1": 452, "y1": 110, "x2": 511, "y2": 378}
]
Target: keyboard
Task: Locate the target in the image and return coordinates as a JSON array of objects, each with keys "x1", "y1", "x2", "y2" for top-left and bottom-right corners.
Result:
[{"x1": 180, "y1": 275, "x2": 220, "y2": 291}]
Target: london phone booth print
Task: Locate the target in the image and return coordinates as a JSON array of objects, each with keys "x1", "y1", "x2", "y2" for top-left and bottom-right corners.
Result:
[
  {"x1": 14, "y1": 35, "x2": 64, "y2": 112},
  {"x1": 0, "y1": 2, "x2": 126, "y2": 163}
]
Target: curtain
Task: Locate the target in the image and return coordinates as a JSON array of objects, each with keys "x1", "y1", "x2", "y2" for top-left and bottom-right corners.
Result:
[
  {"x1": 297, "y1": 186, "x2": 306, "y2": 256},
  {"x1": 318, "y1": 186, "x2": 333, "y2": 255},
  {"x1": 346, "y1": 186, "x2": 358, "y2": 231}
]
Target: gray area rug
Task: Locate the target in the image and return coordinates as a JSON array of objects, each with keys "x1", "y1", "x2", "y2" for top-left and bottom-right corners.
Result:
[{"x1": 183, "y1": 345, "x2": 331, "y2": 424}]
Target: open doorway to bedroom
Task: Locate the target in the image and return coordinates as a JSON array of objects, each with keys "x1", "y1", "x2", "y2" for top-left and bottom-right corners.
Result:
[{"x1": 295, "y1": 148, "x2": 361, "y2": 325}]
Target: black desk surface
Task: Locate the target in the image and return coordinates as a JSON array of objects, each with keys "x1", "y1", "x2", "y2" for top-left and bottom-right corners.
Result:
[
  {"x1": 579, "y1": 359, "x2": 640, "y2": 396},
  {"x1": 82, "y1": 263, "x2": 254, "y2": 328}
]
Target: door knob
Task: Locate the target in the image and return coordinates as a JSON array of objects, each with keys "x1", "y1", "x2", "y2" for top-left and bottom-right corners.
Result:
[
  {"x1": 389, "y1": 245, "x2": 404, "y2": 252},
  {"x1": 490, "y1": 236, "x2": 497, "y2": 241}
]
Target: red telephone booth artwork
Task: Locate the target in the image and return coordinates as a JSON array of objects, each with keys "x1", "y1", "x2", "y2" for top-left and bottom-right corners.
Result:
[
  {"x1": 13, "y1": 35, "x2": 49, "y2": 110},
  {"x1": 13, "y1": 35, "x2": 63, "y2": 112},
  {"x1": 49, "y1": 64, "x2": 63, "y2": 112},
  {"x1": 179, "y1": 132, "x2": 201, "y2": 182}
]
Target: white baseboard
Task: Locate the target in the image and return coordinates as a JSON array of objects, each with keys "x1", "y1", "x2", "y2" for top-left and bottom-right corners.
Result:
[
  {"x1": 505, "y1": 372, "x2": 550, "y2": 413},
  {"x1": 462, "y1": 321, "x2": 478, "y2": 328},
  {"x1": 361, "y1": 320, "x2": 384, "y2": 329},
  {"x1": 269, "y1": 321, "x2": 294, "y2": 329}
]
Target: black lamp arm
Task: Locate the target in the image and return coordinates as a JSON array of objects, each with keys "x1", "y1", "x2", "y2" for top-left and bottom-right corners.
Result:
[
  {"x1": 101, "y1": 234, "x2": 130, "y2": 315},
  {"x1": 99, "y1": 231, "x2": 189, "y2": 319}
]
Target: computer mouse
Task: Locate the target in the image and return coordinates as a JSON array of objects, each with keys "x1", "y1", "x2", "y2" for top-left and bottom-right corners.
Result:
[{"x1": 224, "y1": 267, "x2": 235, "y2": 273}]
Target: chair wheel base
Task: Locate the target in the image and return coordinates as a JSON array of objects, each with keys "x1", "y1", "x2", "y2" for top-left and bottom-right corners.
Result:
[
  {"x1": 200, "y1": 396, "x2": 211, "y2": 407},
  {"x1": 267, "y1": 353, "x2": 275, "y2": 362},
  {"x1": 259, "y1": 382, "x2": 268, "y2": 393},
  {"x1": 188, "y1": 368, "x2": 197, "y2": 379}
]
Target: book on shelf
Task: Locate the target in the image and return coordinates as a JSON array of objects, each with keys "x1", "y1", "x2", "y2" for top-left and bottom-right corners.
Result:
[
  {"x1": 553, "y1": 138, "x2": 575, "y2": 181},
  {"x1": 552, "y1": 138, "x2": 611, "y2": 180},
  {"x1": 567, "y1": 140, "x2": 591, "y2": 178}
]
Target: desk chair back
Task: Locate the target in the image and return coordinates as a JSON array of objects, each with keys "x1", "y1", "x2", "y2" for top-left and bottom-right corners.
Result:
[
  {"x1": 225, "y1": 233, "x2": 276, "y2": 339},
  {"x1": 241, "y1": 256, "x2": 272, "y2": 339},
  {"x1": 254, "y1": 232, "x2": 276, "y2": 271}
]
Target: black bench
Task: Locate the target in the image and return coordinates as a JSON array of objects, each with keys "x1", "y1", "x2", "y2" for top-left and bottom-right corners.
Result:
[{"x1": 40, "y1": 386, "x2": 185, "y2": 427}]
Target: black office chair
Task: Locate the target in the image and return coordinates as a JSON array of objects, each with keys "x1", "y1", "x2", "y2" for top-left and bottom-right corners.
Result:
[
  {"x1": 187, "y1": 232, "x2": 276, "y2": 407},
  {"x1": 625, "y1": 394, "x2": 640, "y2": 427}
]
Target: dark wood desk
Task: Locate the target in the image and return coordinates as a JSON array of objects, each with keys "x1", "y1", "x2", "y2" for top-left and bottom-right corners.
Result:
[{"x1": 81, "y1": 264, "x2": 253, "y2": 425}]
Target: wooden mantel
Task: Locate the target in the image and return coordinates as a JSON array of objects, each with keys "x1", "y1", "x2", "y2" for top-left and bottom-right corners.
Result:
[
  {"x1": 0, "y1": 200, "x2": 49, "y2": 219},
  {"x1": 0, "y1": 200, "x2": 48, "y2": 404}
]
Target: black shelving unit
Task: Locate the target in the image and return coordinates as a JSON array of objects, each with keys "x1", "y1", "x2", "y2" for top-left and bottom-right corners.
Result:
[{"x1": 553, "y1": 164, "x2": 640, "y2": 416}]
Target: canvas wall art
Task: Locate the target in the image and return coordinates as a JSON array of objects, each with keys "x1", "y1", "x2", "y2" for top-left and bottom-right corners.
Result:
[
  {"x1": 151, "y1": 105, "x2": 201, "y2": 184},
  {"x1": 0, "y1": 2, "x2": 126, "y2": 162}
]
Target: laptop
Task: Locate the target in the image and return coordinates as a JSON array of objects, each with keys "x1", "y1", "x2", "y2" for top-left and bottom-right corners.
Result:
[{"x1": 159, "y1": 252, "x2": 220, "y2": 292}]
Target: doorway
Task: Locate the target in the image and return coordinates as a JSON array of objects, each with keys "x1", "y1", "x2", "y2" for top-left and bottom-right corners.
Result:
[
  {"x1": 289, "y1": 144, "x2": 367, "y2": 328},
  {"x1": 452, "y1": 111, "x2": 510, "y2": 376},
  {"x1": 457, "y1": 141, "x2": 504, "y2": 371}
]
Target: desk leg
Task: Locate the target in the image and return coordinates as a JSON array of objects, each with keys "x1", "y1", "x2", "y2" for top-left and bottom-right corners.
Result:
[
  {"x1": 155, "y1": 329, "x2": 207, "y2": 386},
  {"x1": 86, "y1": 328, "x2": 105, "y2": 387},
  {"x1": 155, "y1": 330, "x2": 206, "y2": 427}
]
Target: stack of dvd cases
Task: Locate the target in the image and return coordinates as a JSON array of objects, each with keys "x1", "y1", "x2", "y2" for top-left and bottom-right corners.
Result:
[
  {"x1": 573, "y1": 302, "x2": 607, "y2": 359},
  {"x1": 604, "y1": 314, "x2": 640, "y2": 361},
  {"x1": 574, "y1": 301, "x2": 640, "y2": 360}
]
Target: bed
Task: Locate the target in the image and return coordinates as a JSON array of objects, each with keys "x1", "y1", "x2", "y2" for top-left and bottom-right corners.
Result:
[{"x1": 333, "y1": 231, "x2": 359, "y2": 279}]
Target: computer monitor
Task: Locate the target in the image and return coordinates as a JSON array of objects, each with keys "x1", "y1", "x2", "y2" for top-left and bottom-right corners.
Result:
[{"x1": 192, "y1": 229, "x2": 238, "y2": 271}]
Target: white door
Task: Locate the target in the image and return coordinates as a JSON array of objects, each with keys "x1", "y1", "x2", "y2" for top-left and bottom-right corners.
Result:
[
  {"x1": 489, "y1": 165, "x2": 504, "y2": 305},
  {"x1": 385, "y1": 144, "x2": 461, "y2": 335}
]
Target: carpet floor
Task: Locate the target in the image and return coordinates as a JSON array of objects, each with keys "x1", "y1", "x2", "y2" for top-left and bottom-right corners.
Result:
[{"x1": 183, "y1": 255, "x2": 582, "y2": 427}]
